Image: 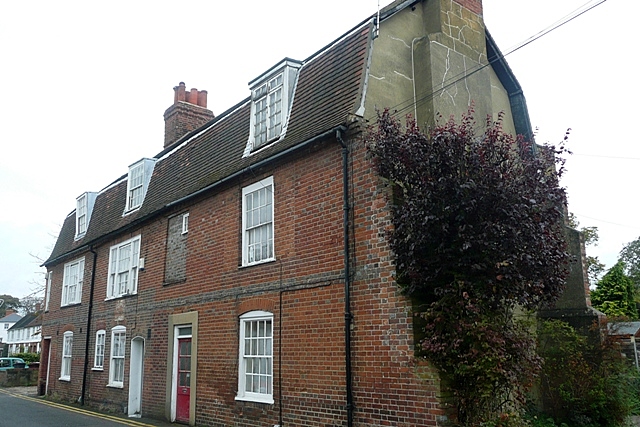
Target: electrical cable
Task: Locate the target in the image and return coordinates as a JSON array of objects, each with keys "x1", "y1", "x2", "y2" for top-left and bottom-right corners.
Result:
[{"x1": 364, "y1": 0, "x2": 608, "y2": 122}]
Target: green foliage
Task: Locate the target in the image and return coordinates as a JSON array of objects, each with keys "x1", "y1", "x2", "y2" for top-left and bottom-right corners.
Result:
[
  {"x1": 13, "y1": 352, "x2": 40, "y2": 363},
  {"x1": 525, "y1": 414, "x2": 568, "y2": 427},
  {"x1": 567, "y1": 213, "x2": 604, "y2": 286},
  {"x1": 366, "y1": 109, "x2": 571, "y2": 425},
  {"x1": 537, "y1": 319, "x2": 637, "y2": 427},
  {"x1": 619, "y1": 237, "x2": 640, "y2": 290},
  {"x1": 480, "y1": 411, "x2": 533, "y2": 427},
  {"x1": 591, "y1": 262, "x2": 638, "y2": 319},
  {"x1": 0, "y1": 294, "x2": 21, "y2": 317}
]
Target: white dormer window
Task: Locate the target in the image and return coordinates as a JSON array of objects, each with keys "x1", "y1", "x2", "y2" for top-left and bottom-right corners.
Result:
[
  {"x1": 125, "y1": 158, "x2": 156, "y2": 214},
  {"x1": 253, "y1": 73, "x2": 283, "y2": 148},
  {"x1": 246, "y1": 59, "x2": 302, "y2": 155},
  {"x1": 75, "y1": 192, "x2": 97, "y2": 239}
]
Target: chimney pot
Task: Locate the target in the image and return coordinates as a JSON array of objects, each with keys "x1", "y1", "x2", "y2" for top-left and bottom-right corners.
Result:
[
  {"x1": 175, "y1": 82, "x2": 187, "y2": 103},
  {"x1": 197, "y1": 90, "x2": 208, "y2": 108},
  {"x1": 188, "y1": 88, "x2": 199, "y2": 105}
]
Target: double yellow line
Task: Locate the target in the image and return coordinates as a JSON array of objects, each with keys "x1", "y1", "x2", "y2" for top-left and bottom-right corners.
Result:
[{"x1": 0, "y1": 388, "x2": 156, "y2": 427}]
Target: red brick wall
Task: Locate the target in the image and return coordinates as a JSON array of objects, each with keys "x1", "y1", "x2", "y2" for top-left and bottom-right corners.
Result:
[
  {"x1": 41, "y1": 132, "x2": 443, "y2": 425},
  {"x1": 453, "y1": 0, "x2": 482, "y2": 15}
]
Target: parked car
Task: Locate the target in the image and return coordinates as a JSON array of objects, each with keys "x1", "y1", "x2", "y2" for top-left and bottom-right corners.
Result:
[{"x1": 0, "y1": 357, "x2": 28, "y2": 370}]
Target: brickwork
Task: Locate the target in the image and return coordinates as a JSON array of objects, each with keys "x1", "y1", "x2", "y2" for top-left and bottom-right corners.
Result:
[
  {"x1": 41, "y1": 132, "x2": 443, "y2": 425},
  {"x1": 164, "y1": 212, "x2": 188, "y2": 284},
  {"x1": 36, "y1": 0, "x2": 505, "y2": 421},
  {"x1": 453, "y1": 0, "x2": 482, "y2": 15},
  {"x1": 163, "y1": 82, "x2": 214, "y2": 149}
]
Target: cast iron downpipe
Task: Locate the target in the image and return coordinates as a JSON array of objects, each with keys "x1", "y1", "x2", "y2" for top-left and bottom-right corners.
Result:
[
  {"x1": 337, "y1": 129, "x2": 354, "y2": 427},
  {"x1": 80, "y1": 246, "x2": 98, "y2": 405}
]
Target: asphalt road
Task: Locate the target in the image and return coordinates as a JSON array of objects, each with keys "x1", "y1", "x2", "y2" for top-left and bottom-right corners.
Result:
[{"x1": 0, "y1": 388, "x2": 172, "y2": 427}]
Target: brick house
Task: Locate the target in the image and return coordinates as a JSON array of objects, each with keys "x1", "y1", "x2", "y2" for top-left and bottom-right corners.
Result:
[{"x1": 40, "y1": 0, "x2": 534, "y2": 425}]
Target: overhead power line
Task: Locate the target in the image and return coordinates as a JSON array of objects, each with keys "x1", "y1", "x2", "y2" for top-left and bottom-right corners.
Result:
[
  {"x1": 366, "y1": 0, "x2": 608, "y2": 121},
  {"x1": 574, "y1": 213, "x2": 640, "y2": 230}
]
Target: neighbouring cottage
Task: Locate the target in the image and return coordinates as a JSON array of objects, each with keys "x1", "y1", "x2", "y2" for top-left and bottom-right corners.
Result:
[
  {"x1": 1, "y1": 310, "x2": 22, "y2": 354},
  {"x1": 39, "y1": 1, "x2": 537, "y2": 425},
  {"x1": 6, "y1": 312, "x2": 42, "y2": 355}
]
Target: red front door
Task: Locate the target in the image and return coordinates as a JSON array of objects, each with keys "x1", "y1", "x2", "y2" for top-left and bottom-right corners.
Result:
[{"x1": 176, "y1": 337, "x2": 191, "y2": 423}]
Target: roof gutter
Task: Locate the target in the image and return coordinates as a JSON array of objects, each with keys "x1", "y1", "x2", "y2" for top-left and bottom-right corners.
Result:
[{"x1": 44, "y1": 125, "x2": 348, "y2": 268}]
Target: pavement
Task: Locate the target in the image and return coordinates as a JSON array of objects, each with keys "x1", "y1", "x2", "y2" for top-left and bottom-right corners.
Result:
[{"x1": 1, "y1": 386, "x2": 175, "y2": 426}]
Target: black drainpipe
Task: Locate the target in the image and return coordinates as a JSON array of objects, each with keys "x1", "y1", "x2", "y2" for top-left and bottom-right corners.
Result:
[
  {"x1": 81, "y1": 246, "x2": 98, "y2": 405},
  {"x1": 337, "y1": 129, "x2": 354, "y2": 427}
]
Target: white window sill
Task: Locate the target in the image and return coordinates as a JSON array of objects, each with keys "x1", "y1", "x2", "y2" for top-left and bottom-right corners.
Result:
[
  {"x1": 61, "y1": 302, "x2": 82, "y2": 308},
  {"x1": 59, "y1": 376, "x2": 70, "y2": 382},
  {"x1": 122, "y1": 206, "x2": 141, "y2": 217},
  {"x1": 240, "y1": 257, "x2": 276, "y2": 269},
  {"x1": 107, "y1": 383, "x2": 124, "y2": 389},
  {"x1": 235, "y1": 394, "x2": 274, "y2": 405},
  {"x1": 92, "y1": 367, "x2": 104, "y2": 371},
  {"x1": 105, "y1": 292, "x2": 138, "y2": 301}
]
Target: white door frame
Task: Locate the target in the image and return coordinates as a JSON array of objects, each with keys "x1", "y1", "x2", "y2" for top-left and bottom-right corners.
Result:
[
  {"x1": 171, "y1": 325, "x2": 192, "y2": 422},
  {"x1": 128, "y1": 336, "x2": 145, "y2": 417},
  {"x1": 44, "y1": 337, "x2": 52, "y2": 395}
]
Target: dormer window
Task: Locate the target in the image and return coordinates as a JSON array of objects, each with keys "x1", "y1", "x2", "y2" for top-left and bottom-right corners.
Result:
[
  {"x1": 75, "y1": 192, "x2": 97, "y2": 240},
  {"x1": 125, "y1": 158, "x2": 156, "y2": 214},
  {"x1": 246, "y1": 58, "x2": 302, "y2": 155}
]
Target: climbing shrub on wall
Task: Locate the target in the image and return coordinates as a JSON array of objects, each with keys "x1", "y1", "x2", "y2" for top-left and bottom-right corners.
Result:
[{"x1": 366, "y1": 108, "x2": 571, "y2": 425}]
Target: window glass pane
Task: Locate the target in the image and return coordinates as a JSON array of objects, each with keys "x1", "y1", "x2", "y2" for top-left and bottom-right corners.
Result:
[
  {"x1": 179, "y1": 356, "x2": 191, "y2": 371},
  {"x1": 179, "y1": 372, "x2": 190, "y2": 387},
  {"x1": 246, "y1": 373, "x2": 253, "y2": 392},
  {"x1": 178, "y1": 326, "x2": 192, "y2": 336},
  {"x1": 180, "y1": 340, "x2": 191, "y2": 356}
]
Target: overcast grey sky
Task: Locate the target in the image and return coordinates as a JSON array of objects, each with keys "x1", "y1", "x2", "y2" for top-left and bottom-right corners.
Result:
[{"x1": 1, "y1": 0, "x2": 636, "y2": 300}]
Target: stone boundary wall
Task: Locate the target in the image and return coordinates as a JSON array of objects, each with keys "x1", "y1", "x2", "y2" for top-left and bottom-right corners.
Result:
[{"x1": 0, "y1": 368, "x2": 39, "y2": 387}]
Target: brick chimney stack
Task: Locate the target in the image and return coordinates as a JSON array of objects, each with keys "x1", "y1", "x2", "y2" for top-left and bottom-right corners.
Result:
[
  {"x1": 4, "y1": 309, "x2": 15, "y2": 316},
  {"x1": 163, "y1": 82, "x2": 215, "y2": 149},
  {"x1": 453, "y1": 0, "x2": 482, "y2": 14}
]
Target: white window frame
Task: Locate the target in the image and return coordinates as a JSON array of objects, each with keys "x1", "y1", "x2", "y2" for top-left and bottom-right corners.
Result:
[
  {"x1": 109, "y1": 326, "x2": 126, "y2": 387},
  {"x1": 252, "y1": 73, "x2": 284, "y2": 149},
  {"x1": 182, "y1": 213, "x2": 189, "y2": 234},
  {"x1": 45, "y1": 271, "x2": 52, "y2": 311},
  {"x1": 62, "y1": 257, "x2": 84, "y2": 306},
  {"x1": 245, "y1": 59, "x2": 301, "y2": 155},
  {"x1": 75, "y1": 192, "x2": 97, "y2": 240},
  {"x1": 124, "y1": 158, "x2": 156, "y2": 214},
  {"x1": 60, "y1": 331, "x2": 73, "y2": 381},
  {"x1": 242, "y1": 177, "x2": 275, "y2": 266},
  {"x1": 76, "y1": 193, "x2": 88, "y2": 238},
  {"x1": 236, "y1": 311, "x2": 274, "y2": 404},
  {"x1": 94, "y1": 329, "x2": 106, "y2": 370},
  {"x1": 107, "y1": 235, "x2": 141, "y2": 299}
]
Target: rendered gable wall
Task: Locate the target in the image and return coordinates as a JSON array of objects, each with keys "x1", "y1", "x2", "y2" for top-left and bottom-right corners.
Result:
[{"x1": 366, "y1": 0, "x2": 517, "y2": 134}]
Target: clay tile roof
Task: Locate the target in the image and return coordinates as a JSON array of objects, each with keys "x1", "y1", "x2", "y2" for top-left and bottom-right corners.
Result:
[{"x1": 45, "y1": 22, "x2": 373, "y2": 266}]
